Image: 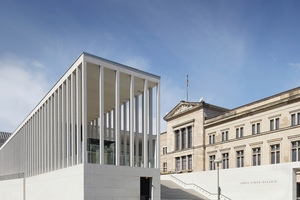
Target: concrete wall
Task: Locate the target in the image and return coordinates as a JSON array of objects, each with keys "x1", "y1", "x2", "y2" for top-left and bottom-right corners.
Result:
[
  {"x1": 26, "y1": 164, "x2": 83, "y2": 200},
  {"x1": 84, "y1": 164, "x2": 160, "y2": 200},
  {"x1": 0, "y1": 178, "x2": 23, "y2": 200},
  {"x1": 164, "y1": 162, "x2": 300, "y2": 200}
]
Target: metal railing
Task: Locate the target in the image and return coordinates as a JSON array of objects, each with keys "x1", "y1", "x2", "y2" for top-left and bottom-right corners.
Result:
[{"x1": 170, "y1": 175, "x2": 231, "y2": 200}]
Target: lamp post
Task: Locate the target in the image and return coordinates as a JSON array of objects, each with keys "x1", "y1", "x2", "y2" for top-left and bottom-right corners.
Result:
[{"x1": 214, "y1": 159, "x2": 222, "y2": 200}]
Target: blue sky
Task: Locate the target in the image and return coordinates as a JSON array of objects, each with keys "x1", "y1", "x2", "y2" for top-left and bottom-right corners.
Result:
[{"x1": 1, "y1": 0, "x2": 300, "y2": 133}]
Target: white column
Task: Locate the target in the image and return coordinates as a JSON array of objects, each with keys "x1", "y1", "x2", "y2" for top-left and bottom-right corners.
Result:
[
  {"x1": 135, "y1": 95, "x2": 139, "y2": 166},
  {"x1": 41, "y1": 106, "x2": 44, "y2": 174},
  {"x1": 71, "y1": 72, "x2": 76, "y2": 165},
  {"x1": 82, "y1": 60, "x2": 88, "y2": 164},
  {"x1": 50, "y1": 96, "x2": 54, "y2": 172},
  {"x1": 91, "y1": 120, "x2": 94, "y2": 139},
  {"x1": 58, "y1": 86, "x2": 62, "y2": 169},
  {"x1": 129, "y1": 75, "x2": 134, "y2": 167},
  {"x1": 33, "y1": 114, "x2": 36, "y2": 175},
  {"x1": 115, "y1": 70, "x2": 120, "y2": 166},
  {"x1": 44, "y1": 103, "x2": 47, "y2": 172},
  {"x1": 47, "y1": 99, "x2": 50, "y2": 172},
  {"x1": 108, "y1": 111, "x2": 112, "y2": 141},
  {"x1": 62, "y1": 82, "x2": 66, "y2": 168},
  {"x1": 76, "y1": 66, "x2": 82, "y2": 164},
  {"x1": 29, "y1": 119, "x2": 31, "y2": 176},
  {"x1": 156, "y1": 83, "x2": 161, "y2": 169},
  {"x1": 33, "y1": 116, "x2": 35, "y2": 175},
  {"x1": 99, "y1": 65, "x2": 104, "y2": 165},
  {"x1": 54, "y1": 91, "x2": 58, "y2": 170},
  {"x1": 66, "y1": 77, "x2": 70, "y2": 167},
  {"x1": 43, "y1": 104, "x2": 46, "y2": 173},
  {"x1": 143, "y1": 79, "x2": 148, "y2": 168},
  {"x1": 149, "y1": 87, "x2": 153, "y2": 168},
  {"x1": 123, "y1": 102, "x2": 127, "y2": 165},
  {"x1": 104, "y1": 113, "x2": 107, "y2": 141},
  {"x1": 113, "y1": 109, "x2": 115, "y2": 142},
  {"x1": 39, "y1": 109, "x2": 42, "y2": 174}
]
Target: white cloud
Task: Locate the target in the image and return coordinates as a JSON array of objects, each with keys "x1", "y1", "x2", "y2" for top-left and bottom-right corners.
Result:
[
  {"x1": 123, "y1": 56, "x2": 149, "y2": 71},
  {"x1": 0, "y1": 54, "x2": 50, "y2": 132},
  {"x1": 289, "y1": 62, "x2": 300, "y2": 69},
  {"x1": 32, "y1": 60, "x2": 46, "y2": 68}
]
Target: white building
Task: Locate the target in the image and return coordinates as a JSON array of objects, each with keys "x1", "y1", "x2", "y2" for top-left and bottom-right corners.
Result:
[{"x1": 0, "y1": 52, "x2": 161, "y2": 200}]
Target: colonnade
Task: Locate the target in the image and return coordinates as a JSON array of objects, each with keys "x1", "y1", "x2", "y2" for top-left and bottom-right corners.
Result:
[{"x1": 0, "y1": 53, "x2": 160, "y2": 178}]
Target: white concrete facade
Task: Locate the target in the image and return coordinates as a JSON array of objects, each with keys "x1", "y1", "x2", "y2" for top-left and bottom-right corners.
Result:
[
  {"x1": 161, "y1": 162, "x2": 300, "y2": 200},
  {"x1": 0, "y1": 53, "x2": 161, "y2": 200}
]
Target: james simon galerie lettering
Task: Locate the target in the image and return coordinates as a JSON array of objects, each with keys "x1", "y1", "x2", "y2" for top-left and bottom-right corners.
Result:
[{"x1": 240, "y1": 180, "x2": 277, "y2": 184}]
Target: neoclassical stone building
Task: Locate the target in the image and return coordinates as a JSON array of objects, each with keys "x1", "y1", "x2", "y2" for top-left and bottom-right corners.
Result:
[
  {"x1": 161, "y1": 86, "x2": 300, "y2": 199},
  {"x1": 161, "y1": 86, "x2": 300, "y2": 172}
]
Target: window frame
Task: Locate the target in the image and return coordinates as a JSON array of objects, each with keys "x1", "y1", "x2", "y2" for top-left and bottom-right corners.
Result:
[
  {"x1": 270, "y1": 144, "x2": 280, "y2": 164},
  {"x1": 163, "y1": 147, "x2": 167, "y2": 155},
  {"x1": 188, "y1": 155, "x2": 192, "y2": 170},
  {"x1": 209, "y1": 155, "x2": 216, "y2": 170},
  {"x1": 236, "y1": 150, "x2": 244, "y2": 168},
  {"x1": 252, "y1": 147, "x2": 261, "y2": 166},
  {"x1": 222, "y1": 153, "x2": 229, "y2": 169},
  {"x1": 163, "y1": 162, "x2": 167, "y2": 172}
]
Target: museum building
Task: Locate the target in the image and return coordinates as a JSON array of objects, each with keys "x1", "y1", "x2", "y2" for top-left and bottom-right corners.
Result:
[
  {"x1": 161, "y1": 87, "x2": 300, "y2": 200},
  {"x1": 0, "y1": 52, "x2": 161, "y2": 200}
]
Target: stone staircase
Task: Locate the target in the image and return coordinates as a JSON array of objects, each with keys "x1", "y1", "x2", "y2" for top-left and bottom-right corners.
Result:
[
  {"x1": 161, "y1": 175, "x2": 231, "y2": 200},
  {"x1": 161, "y1": 179, "x2": 210, "y2": 200}
]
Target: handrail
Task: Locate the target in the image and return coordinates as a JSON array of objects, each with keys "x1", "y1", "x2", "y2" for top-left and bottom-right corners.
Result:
[{"x1": 169, "y1": 175, "x2": 231, "y2": 200}]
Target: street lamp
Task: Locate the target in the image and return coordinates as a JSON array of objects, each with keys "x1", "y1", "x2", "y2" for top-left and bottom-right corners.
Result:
[{"x1": 214, "y1": 159, "x2": 222, "y2": 200}]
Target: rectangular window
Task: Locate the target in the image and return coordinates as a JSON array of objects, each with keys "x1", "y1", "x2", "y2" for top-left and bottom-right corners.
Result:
[
  {"x1": 222, "y1": 153, "x2": 229, "y2": 169},
  {"x1": 188, "y1": 126, "x2": 192, "y2": 148},
  {"x1": 209, "y1": 155, "x2": 215, "y2": 170},
  {"x1": 237, "y1": 150, "x2": 244, "y2": 168},
  {"x1": 252, "y1": 124, "x2": 255, "y2": 135},
  {"x1": 222, "y1": 131, "x2": 228, "y2": 142},
  {"x1": 176, "y1": 130, "x2": 180, "y2": 150},
  {"x1": 176, "y1": 157, "x2": 180, "y2": 171},
  {"x1": 182, "y1": 156, "x2": 186, "y2": 170},
  {"x1": 271, "y1": 144, "x2": 280, "y2": 164},
  {"x1": 270, "y1": 119, "x2": 274, "y2": 131},
  {"x1": 182, "y1": 128, "x2": 186, "y2": 149},
  {"x1": 253, "y1": 147, "x2": 261, "y2": 166},
  {"x1": 226, "y1": 131, "x2": 228, "y2": 141},
  {"x1": 209, "y1": 134, "x2": 215, "y2": 144},
  {"x1": 163, "y1": 147, "x2": 167, "y2": 155},
  {"x1": 163, "y1": 162, "x2": 167, "y2": 172},
  {"x1": 275, "y1": 118, "x2": 279, "y2": 130},
  {"x1": 298, "y1": 113, "x2": 300, "y2": 125},
  {"x1": 292, "y1": 141, "x2": 300, "y2": 162},
  {"x1": 188, "y1": 155, "x2": 192, "y2": 170},
  {"x1": 236, "y1": 127, "x2": 243, "y2": 138},
  {"x1": 257, "y1": 123, "x2": 260, "y2": 134},
  {"x1": 292, "y1": 114, "x2": 296, "y2": 126}
]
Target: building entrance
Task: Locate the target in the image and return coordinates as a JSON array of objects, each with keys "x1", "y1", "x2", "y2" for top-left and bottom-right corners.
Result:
[{"x1": 140, "y1": 177, "x2": 152, "y2": 200}]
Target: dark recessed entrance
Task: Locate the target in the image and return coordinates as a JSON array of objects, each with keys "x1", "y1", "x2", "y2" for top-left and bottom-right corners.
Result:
[{"x1": 140, "y1": 177, "x2": 152, "y2": 200}]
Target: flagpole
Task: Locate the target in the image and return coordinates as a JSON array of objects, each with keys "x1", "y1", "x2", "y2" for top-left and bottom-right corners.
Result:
[{"x1": 187, "y1": 75, "x2": 188, "y2": 102}]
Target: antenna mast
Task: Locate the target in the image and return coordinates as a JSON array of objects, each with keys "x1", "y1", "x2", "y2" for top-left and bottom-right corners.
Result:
[{"x1": 187, "y1": 75, "x2": 189, "y2": 102}]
